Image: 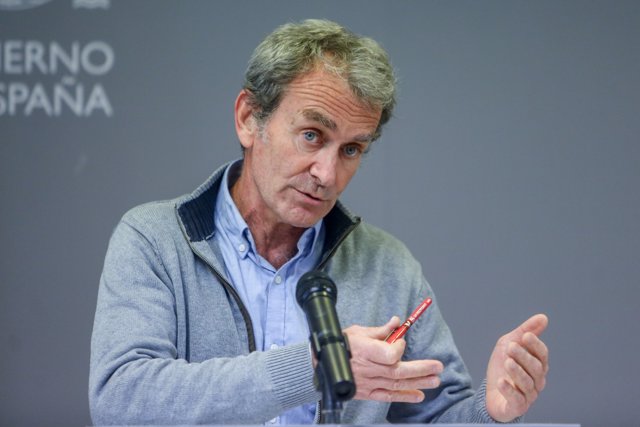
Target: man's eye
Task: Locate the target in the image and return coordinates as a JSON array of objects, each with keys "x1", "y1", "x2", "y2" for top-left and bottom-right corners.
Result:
[
  {"x1": 303, "y1": 131, "x2": 318, "y2": 142},
  {"x1": 343, "y1": 144, "x2": 362, "y2": 158}
]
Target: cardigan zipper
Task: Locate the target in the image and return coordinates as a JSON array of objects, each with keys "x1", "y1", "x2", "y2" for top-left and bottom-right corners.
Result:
[{"x1": 188, "y1": 241, "x2": 257, "y2": 353}]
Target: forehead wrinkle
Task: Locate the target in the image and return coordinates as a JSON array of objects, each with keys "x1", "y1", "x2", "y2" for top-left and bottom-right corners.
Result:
[
  {"x1": 288, "y1": 75, "x2": 378, "y2": 121},
  {"x1": 301, "y1": 108, "x2": 337, "y2": 131},
  {"x1": 294, "y1": 85, "x2": 369, "y2": 118},
  {"x1": 292, "y1": 88, "x2": 380, "y2": 131},
  {"x1": 285, "y1": 71, "x2": 382, "y2": 140}
]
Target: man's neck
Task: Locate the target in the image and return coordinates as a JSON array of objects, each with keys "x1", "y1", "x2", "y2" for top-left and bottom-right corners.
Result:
[
  {"x1": 230, "y1": 174, "x2": 305, "y2": 269},
  {"x1": 245, "y1": 211, "x2": 304, "y2": 269}
]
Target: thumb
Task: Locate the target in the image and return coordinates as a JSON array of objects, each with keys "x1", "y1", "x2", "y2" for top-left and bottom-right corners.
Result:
[
  {"x1": 377, "y1": 315, "x2": 402, "y2": 339},
  {"x1": 510, "y1": 313, "x2": 549, "y2": 340},
  {"x1": 348, "y1": 316, "x2": 401, "y2": 340}
]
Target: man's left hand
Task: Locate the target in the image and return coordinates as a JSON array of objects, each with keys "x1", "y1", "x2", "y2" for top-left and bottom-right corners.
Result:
[{"x1": 485, "y1": 313, "x2": 549, "y2": 422}]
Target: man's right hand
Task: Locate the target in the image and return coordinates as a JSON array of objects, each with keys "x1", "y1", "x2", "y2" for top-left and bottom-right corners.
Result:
[{"x1": 343, "y1": 317, "x2": 444, "y2": 403}]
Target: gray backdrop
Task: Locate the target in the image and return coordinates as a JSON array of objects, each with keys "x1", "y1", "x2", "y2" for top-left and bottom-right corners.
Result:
[{"x1": 1, "y1": 1, "x2": 638, "y2": 426}]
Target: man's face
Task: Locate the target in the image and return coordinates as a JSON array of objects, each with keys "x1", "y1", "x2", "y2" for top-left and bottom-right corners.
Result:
[{"x1": 239, "y1": 68, "x2": 382, "y2": 229}]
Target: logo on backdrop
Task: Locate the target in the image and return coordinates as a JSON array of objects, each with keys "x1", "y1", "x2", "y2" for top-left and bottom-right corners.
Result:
[
  {"x1": 0, "y1": 0, "x2": 52, "y2": 11},
  {"x1": 0, "y1": 40, "x2": 115, "y2": 117},
  {"x1": 0, "y1": 1, "x2": 114, "y2": 117},
  {"x1": 73, "y1": 0, "x2": 110, "y2": 9},
  {"x1": 0, "y1": 0, "x2": 110, "y2": 11}
]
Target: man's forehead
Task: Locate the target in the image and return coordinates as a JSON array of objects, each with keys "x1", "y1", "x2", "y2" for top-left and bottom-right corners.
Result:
[{"x1": 286, "y1": 69, "x2": 381, "y2": 116}]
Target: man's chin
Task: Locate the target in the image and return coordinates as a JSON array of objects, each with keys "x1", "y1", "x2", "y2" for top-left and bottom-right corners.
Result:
[
  {"x1": 285, "y1": 206, "x2": 333, "y2": 228},
  {"x1": 288, "y1": 217, "x2": 323, "y2": 229}
]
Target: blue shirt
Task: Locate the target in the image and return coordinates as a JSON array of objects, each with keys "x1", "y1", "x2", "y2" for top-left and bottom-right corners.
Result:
[{"x1": 213, "y1": 161, "x2": 323, "y2": 424}]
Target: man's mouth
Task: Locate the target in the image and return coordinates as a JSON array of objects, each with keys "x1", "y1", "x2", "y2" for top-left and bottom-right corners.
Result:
[{"x1": 295, "y1": 188, "x2": 325, "y2": 202}]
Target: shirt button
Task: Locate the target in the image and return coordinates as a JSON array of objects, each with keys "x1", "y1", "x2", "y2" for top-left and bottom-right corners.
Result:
[
  {"x1": 238, "y1": 243, "x2": 246, "y2": 252},
  {"x1": 270, "y1": 343, "x2": 279, "y2": 350},
  {"x1": 274, "y1": 275, "x2": 283, "y2": 284}
]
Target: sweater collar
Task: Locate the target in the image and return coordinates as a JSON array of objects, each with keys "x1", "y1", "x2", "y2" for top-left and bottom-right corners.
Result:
[{"x1": 175, "y1": 160, "x2": 361, "y2": 259}]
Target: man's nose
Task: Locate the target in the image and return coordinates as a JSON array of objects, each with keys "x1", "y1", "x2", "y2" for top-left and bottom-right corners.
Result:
[{"x1": 309, "y1": 147, "x2": 338, "y2": 188}]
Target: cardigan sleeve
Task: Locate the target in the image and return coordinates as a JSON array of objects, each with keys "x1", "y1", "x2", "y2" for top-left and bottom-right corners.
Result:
[{"x1": 89, "y1": 216, "x2": 320, "y2": 425}]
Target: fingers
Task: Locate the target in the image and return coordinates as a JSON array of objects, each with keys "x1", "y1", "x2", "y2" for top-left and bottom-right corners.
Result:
[
  {"x1": 504, "y1": 354, "x2": 538, "y2": 403},
  {"x1": 499, "y1": 327, "x2": 550, "y2": 414},
  {"x1": 524, "y1": 331, "x2": 549, "y2": 371},
  {"x1": 353, "y1": 359, "x2": 443, "y2": 388},
  {"x1": 371, "y1": 366, "x2": 443, "y2": 392},
  {"x1": 367, "y1": 388, "x2": 426, "y2": 403},
  {"x1": 507, "y1": 333, "x2": 549, "y2": 392},
  {"x1": 344, "y1": 320, "x2": 444, "y2": 403},
  {"x1": 352, "y1": 359, "x2": 444, "y2": 402},
  {"x1": 499, "y1": 314, "x2": 549, "y2": 392}
]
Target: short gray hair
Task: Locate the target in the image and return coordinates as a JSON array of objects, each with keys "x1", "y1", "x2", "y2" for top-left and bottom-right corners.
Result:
[{"x1": 243, "y1": 19, "x2": 396, "y2": 139}]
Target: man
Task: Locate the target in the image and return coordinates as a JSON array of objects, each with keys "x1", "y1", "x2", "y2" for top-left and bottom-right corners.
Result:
[{"x1": 90, "y1": 19, "x2": 549, "y2": 425}]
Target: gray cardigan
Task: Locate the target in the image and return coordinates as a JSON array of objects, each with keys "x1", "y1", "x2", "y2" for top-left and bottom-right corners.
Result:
[{"x1": 89, "y1": 163, "x2": 497, "y2": 425}]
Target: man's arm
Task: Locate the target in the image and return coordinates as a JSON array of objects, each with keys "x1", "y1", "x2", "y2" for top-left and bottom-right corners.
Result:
[{"x1": 89, "y1": 218, "x2": 319, "y2": 425}]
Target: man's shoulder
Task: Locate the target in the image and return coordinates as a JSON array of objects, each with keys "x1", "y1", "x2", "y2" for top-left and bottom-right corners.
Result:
[
  {"x1": 353, "y1": 220, "x2": 405, "y2": 243},
  {"x1": 119, "y1": 197, "x2": 183, "y2": 235},
  {"x1": 348, "y1": 220, "x2": 413, "y2": 258},
  {"x1": 329, "y1": 220, "x2": 424, "y2": 287},
  {"x1": 119, "y1": 163, "x2": 230, "y2": 230}
]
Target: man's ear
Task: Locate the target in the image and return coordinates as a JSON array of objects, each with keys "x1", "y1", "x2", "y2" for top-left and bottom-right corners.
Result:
[{"x1": 235, "y1": 90, "x2": 259, "y2": 149}]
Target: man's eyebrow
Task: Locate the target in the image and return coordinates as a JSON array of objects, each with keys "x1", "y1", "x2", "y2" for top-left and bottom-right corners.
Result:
[
  {"x1": 301, "y1": 109, "x2": 337, "y2": 131},
  {"x1": 352, "y1": 134, "x2": 375, "y2": 144},
  {"x1": 301, "y1": 108, "x2": 376, "y2": 143}
]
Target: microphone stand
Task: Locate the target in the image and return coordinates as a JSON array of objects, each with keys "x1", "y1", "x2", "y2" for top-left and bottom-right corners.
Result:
[
  {"x1": 311, "y1": 332, "x2": 353, "y2": 424},
  {"x1": 316, "y1": 360, "x2": 343, "y2": 424}
]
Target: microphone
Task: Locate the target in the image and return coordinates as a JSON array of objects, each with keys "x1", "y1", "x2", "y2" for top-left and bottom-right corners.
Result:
[{"x1": 296, "y1": 270, "x2": 356, "y2": 403}]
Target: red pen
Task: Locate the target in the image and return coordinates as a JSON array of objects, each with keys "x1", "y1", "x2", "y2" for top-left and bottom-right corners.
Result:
[{"x1": 385, "y1": 297, "x2": 433, "y2": 343}]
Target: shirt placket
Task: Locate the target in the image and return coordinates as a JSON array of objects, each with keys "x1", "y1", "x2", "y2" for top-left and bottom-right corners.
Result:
[{"x1": 263, "y1": 266, "x2": 287, "y2": 351}]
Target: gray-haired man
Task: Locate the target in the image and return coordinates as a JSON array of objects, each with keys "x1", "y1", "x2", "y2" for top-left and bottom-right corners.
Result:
[{"x1": 90, "y1": 19, "x2": 548, "y2": 425}]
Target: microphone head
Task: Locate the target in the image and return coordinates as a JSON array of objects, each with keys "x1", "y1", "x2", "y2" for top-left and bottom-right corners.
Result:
[{"x1": 296, "y1": 270, "x2": 337, "y2": 307}]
